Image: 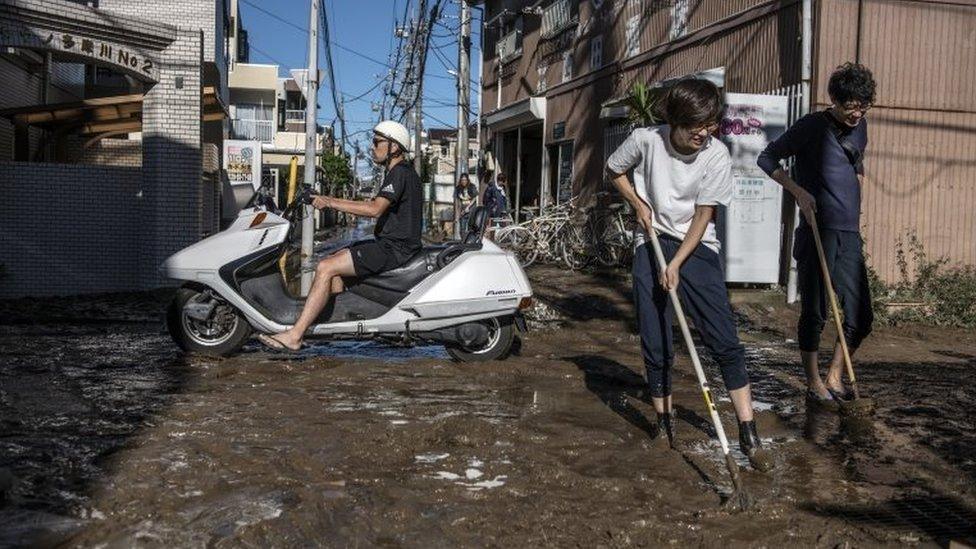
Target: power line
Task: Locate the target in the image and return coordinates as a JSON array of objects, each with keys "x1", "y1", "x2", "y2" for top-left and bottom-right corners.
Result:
[{"x1": 239, "y1": 0, "x2": 455, "y2": 81}]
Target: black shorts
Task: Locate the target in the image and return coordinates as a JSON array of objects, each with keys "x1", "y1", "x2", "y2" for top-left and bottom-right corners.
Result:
[{"x1": 348, "y1": 240, "x2": 408, "y2": 276}]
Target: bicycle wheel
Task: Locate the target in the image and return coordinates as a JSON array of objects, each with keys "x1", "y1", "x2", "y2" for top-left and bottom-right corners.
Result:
[
  {"x1": 496, "y1": 226, "x2": 538, "y2": 268},
  {"x1": 559, "y1": 223, "x2": 589, "y2": 271}
]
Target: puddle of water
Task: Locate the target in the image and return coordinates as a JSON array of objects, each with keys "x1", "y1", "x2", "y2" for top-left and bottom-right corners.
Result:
[{"x1": 243, "y1": 340, "x2": 450, "y2": 362}]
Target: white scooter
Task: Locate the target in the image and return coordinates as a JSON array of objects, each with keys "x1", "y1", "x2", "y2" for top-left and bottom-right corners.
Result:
[{"x1": 160, "y1": 184, "x2": 533, "y2": 361}]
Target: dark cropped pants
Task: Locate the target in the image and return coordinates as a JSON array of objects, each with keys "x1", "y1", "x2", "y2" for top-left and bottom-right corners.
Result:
[
  {"x1": 794, "y1": 227, "x2": 874, "y2": 353},
  {"x1": 632, "y1": 236, "x2": 750, "y2": 398}
]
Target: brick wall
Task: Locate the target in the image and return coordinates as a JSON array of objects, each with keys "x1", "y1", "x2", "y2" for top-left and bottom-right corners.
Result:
[
  {"x1": 97, "y1": 0, "x2": 221, "y2": 65},
  {"x1": 76, "y1": 138, "x2": 142, "y2": 167},
  {"x1": 0, "y1": 162, "x2": 143, "y2": 298},
  {"x1": 139, "y1": 28, "x2": 205, "y2": 288},
  {"x1": 0, "y1": 56, "x2": 44, "y2": 161}
]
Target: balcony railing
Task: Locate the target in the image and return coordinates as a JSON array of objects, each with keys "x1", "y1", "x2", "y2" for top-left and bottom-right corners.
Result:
[
  {"x1": 285, "y1": 109, "x2": 306, "y2": 123},
  {"x1": 497, "y1": 29, "x2": 521, "y2": 64},
  {"x1": 231, "y1": 119, "x2": 274, "y2": 143},
  {"x1": 541, "y1": 0, "x2": 577, "y2": 40}
]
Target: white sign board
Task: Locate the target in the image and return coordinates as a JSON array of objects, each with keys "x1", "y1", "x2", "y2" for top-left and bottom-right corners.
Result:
[
  {"x1": 223, "y1": 140, "x2": 262, "y2": 191},
  {"x1": 717, "y1": 93, "x2": 789, "y2": 283}
]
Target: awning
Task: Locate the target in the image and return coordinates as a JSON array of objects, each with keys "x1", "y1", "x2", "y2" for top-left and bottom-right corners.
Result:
[
  {"x1": 483, "y1": 96, "x2": 546, "y2": 132},
  {"x1": 0, "y1": 86, "x2": 227, "y2": 135},
  {"x1": 600, "y1": 96, "x2": 631, "y2": 120}
]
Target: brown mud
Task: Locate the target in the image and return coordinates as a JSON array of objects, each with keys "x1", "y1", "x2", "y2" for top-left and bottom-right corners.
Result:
[{"x1": 1, "y1": 265, "x2": 975, "y2": 547}]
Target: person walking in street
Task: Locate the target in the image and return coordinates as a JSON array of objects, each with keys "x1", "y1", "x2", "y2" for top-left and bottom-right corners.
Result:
[
  {"x1": 257, "y1": 120, "x2": 422, "y2": 352},
  {"x1": 484, "y1": 172, "x2": 509, "y2": 219},
  {"x1": 606, "y1": 78, "x2": 773, "y2": 471},
  {"x1": 757, "y1": 62, "x2": 876, "y2": 410},
  {"x1": 454, "y1": 172, "x2": 478, "y2": 232}
]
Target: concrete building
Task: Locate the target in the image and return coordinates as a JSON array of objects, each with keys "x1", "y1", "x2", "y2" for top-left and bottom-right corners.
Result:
[
  {"x1": 0, "y1": 0, "x2": 231, "y2": 298},
  {"x1": 477, "y1": 0, "x2": 976, "y2": 282},
  {"x1": 225, "y1": 0, "x2": 331, "y2": 209}
]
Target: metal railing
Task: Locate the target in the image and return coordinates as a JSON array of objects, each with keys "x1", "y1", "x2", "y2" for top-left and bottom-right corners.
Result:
[
  {"x1": 285, "y1": 109, "x2": 305, "y2": 123},
  {"x1": 497, "y1": 29, "x2": 521, "y2": 63},
  {"x1": 231, "y1": 119, "x2": 274, "y2": 143},
  {"x1": 541, "y1": 0, "x2": 577, "y2": 40}
]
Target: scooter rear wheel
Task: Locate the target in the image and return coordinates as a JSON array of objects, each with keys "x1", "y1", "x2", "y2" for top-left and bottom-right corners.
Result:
[
  {"x1": 167, "y1": 285, "x2": 252, "y2": 357},
  {"x1": 445, "y1": 316, "x2": 515, "y2": 362}
]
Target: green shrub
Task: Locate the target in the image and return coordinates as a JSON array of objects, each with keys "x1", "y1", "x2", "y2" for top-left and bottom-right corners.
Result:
[{"x1": 869, "y1": 231, "x2": 976, "y2": 327}]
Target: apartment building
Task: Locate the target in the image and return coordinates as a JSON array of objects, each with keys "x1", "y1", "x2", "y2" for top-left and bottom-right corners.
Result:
[
  {"x1": 0, "y1": 0, "x2": 231, "y2": 297},
  {"x1": 477, "y1": 0, "x2": 976, "y2": 282}
]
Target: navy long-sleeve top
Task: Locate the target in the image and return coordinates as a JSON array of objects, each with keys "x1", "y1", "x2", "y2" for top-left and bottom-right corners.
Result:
[{"x1": 757, "y1": 111, "x2": 867, "y2": 232}]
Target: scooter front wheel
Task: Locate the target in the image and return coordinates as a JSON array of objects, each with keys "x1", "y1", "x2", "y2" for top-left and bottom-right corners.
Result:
[
  {"x1": 167, "y1": 285, "x2": 252, "y2": 357},
  {"x1": 445, "y1": 316, "x2": 515, "y2": 362}
]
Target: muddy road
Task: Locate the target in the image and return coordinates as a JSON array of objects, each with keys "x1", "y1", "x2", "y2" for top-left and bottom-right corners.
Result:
[{"x1": 2, "y1": 266, "x2": 975, "y2": 547}]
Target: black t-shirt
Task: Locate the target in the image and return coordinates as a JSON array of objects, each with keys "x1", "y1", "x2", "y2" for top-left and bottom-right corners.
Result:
[{"x1": 375, "y1": 162, "x2": 423, "y2": 257}]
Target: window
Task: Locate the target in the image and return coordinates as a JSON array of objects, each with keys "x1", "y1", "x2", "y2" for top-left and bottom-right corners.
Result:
[
  {"x1": 562, "y1": 51, "x2": 573, "y2": 83},
  {"x1": 497, "y1": 16, "x2": 523, "y2": 64},
  {"x1": 590, "y1": 35, "x2": 603, "y2": 71},
  {"x1": 537, "y1": 64, "x2": 549, "y2": 94},
  {"x1": 669, "y1": 0, "x2": 690, "y2": 40},
  {"x1": 541, "y1": 0, "x2": 578, "y2": 40},
  {"x1": 625, "y1": 15, "x2": 640, "y2": 58},
  {"x1": 441, "y1": 144, "x2": 449, "y2": 157}
]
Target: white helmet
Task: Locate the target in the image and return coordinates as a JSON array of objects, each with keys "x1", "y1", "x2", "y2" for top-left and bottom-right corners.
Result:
[{"x1": 373, "y1": 120, "x2": 412, "y2": 157}]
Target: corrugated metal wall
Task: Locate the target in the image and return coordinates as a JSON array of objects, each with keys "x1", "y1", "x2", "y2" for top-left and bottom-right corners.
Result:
[
  {"x1": 546, "y1": 1, "x2": 804, "y2": 202},
  {"x1": 817, "y1": 0, "x2": 976, "y2": 281}
]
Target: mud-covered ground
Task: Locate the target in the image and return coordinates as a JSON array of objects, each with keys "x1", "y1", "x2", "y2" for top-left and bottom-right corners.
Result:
[{"x1": 2, "y1": 265, "x2": 975, "y2": 547}]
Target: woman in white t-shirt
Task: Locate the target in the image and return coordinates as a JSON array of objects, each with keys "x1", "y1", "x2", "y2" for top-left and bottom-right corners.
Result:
[{"x1": 606, "y1": 79, "x2": 773, "y2": 472}]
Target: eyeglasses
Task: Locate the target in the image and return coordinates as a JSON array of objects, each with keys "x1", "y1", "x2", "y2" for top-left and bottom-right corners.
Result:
[
  {"x1": 841, "y1": 102, "x2": 872, "y2": 114},
  {"x1": 372, "y1": 138, "x2": 388, "y2": 146},
  {"x1": 686, "y1": 122, "x2": 719, "y2": 135}
]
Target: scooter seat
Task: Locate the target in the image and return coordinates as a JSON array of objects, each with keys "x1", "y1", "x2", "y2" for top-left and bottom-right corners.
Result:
[{"x1": 359, "y1": 245, "x2": 450, "y2": 293}]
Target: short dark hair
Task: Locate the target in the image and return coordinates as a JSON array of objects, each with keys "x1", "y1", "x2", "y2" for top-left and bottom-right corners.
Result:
[
  {"x1": 662, "y1": 78, "x2": 723, "y2": 128},
  {"x1": 828, "y1": 63, "x2": 876, "y2": 106}
]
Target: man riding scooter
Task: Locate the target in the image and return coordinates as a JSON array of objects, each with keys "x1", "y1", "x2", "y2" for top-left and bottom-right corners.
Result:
[{"x1": 258, "y1": 120, "x2": 422, "y2": 352}]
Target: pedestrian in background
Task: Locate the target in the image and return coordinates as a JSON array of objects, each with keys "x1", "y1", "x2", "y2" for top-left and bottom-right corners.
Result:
[{"x1": 454, "y1": 172, "x2": 478, "y2": 233}]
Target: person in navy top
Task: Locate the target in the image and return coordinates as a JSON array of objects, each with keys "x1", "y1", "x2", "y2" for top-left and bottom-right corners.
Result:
[{"x1": 757, "y1": 63, "x2": 876, "y2": 409}]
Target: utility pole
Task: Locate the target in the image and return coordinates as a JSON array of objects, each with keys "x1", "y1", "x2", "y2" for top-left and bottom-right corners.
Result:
[
  {"x1": 456, "y1": 0, "x2": 471, "y2": 182},
  {"x1": 454, "y1": 0, "x2": 471, "y2": 237},
  {"x1": 301, "y1": 0, "x2": 320, "y2": 296},
  {"x1": 413, "y1": 0, "x2": 426, "y2": 178}
]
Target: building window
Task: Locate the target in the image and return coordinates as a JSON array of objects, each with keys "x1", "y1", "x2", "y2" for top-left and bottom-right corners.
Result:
[
  {"x1": 590, "y1": 35, "x2": 603, "y2": 71},
  {"x1": 497, "y1": 16, "x2": 523, "y2": 64},
  {"x1": 670, "y1": 0, "x2": 690, "y2": 40},
  {"x1": 541, "y1": 0, "x2": 579, "y2": 40},
  {"x1": 562, "y1": 51, "x2": 573, "y2": 83},
  {"x1": 625, "y1": 14, "x2": 640, "y2": 58},
  {"x1": 232, "y1": 103, "x2": 275, "y2": 142},
  {"x1": 441, "y1": 144, "x2": 449, "y2": 157},
  {"x1": 537, "y1": 64, "x2": 549, "y2": 94}
]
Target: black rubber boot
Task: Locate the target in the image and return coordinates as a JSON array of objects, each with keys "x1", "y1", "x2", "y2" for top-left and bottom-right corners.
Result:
[
  {"x1": 738, "y1": 420, "x2": 774, "y2": 472},
  {"x1": 657, "y1": 410, "x2": 677, "y2": 449}
]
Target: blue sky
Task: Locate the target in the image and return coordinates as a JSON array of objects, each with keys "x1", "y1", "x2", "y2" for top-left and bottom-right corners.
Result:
[{"x1": 237, "y1": 0, "x2": 482, "y2": 163}]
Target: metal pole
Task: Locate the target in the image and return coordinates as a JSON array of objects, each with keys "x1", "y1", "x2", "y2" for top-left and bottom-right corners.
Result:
[
  {"x1": 301, "y1": 0, "x2": 320, "y2": 296},
  {"x1": 515, "y1": 125, "x2": 522, "y2": 221},
  {"x1": 474, "y1": 4, "x2": 484, "y2": 204},
  {"x1": 414, "y1": 2, "x2": 425, "y2": 177},
  {"x1": 786, "y1": 0, "x2": 813, "y2": 304},
  {"x1": 457, "y1": 0, "x2": 471, "y2": 181}
]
